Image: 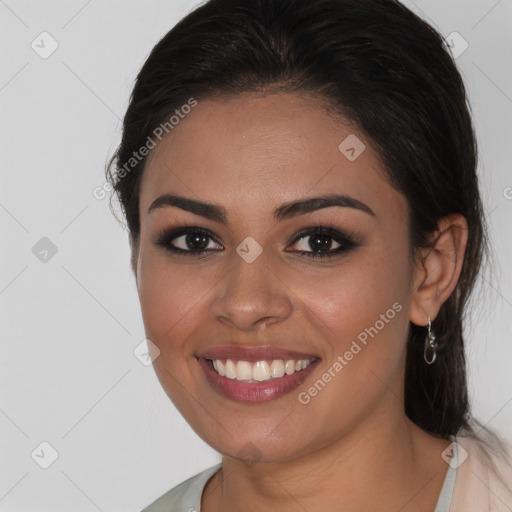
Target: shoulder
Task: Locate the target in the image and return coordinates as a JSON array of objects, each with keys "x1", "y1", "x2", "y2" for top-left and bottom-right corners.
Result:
[
  {"x1": 452, "y1": 433, "x2": 512, "y2": 511},
  {"x1": 141, "y1": 463, "x2": 222, "y2": 512}
]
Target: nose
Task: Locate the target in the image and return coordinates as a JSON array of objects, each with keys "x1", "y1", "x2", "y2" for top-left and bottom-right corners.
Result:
[{"x1": 209, "y1": 250, "x2": 294, "y2": 331}]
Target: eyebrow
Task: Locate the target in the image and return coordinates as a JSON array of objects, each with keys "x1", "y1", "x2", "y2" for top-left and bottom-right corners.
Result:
[{"x1": 147, "y1": 193, "x2": 375, "y2": 222}]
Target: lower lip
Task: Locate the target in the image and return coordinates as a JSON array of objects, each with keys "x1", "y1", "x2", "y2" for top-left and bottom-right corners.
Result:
[{"x1": 197, "y1": 358, "x2": 320, "y2": 403}]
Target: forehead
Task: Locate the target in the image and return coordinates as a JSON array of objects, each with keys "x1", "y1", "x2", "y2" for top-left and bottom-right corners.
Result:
[{"x1": 139, "y1": 92, "x2": 407, "y2": 223}]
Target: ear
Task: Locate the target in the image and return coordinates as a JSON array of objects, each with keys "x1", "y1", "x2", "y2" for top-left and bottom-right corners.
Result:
[{"x1": 409, "y1": 213, "x2": 468, "y2": 327}]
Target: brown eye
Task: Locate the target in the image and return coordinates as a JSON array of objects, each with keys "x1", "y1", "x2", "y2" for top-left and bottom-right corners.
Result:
[
  {"x1": 181, "y1": 233, "x2": 211, "y2": 251},
  {"x1": 294, "y1": 233, "x2": 342, "y2": 253},
  {"x1": 287, "y1": 226, "x2": 360, "y2": 259},
  {"x1": 155, "y1": 226, "x2": 223, "y2": 255}
]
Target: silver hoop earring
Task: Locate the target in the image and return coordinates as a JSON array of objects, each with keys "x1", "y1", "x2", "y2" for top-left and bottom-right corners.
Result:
[{"x1": 423, "y1": 315, "x2": 437, "y2": 365}]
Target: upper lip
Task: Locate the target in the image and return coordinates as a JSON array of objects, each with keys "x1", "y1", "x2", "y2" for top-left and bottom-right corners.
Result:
[{"x1": 197, "y1": 345, "x2": 319, "y2": 362}]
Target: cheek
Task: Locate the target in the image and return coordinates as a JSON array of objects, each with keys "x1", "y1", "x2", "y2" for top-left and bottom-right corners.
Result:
[
  {"x1": 294, "y1": 253, "x2": 407, "y2": 336},
  {"x1": 283, "y1": 270, "x2": 410, "y2": 443},
  {"x1": 292, "y1": 246, "x2": 411, "y2": 387},
  {"x1": 137, "y1": 252, "x2": 207, "y2": 352}
]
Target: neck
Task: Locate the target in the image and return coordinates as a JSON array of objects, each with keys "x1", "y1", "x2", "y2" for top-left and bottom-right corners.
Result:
[{"x1": 203, "y1": 405, "x2": 451, "y2": 512}]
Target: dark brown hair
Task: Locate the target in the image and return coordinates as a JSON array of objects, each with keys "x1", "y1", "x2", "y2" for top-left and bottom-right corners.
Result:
[{"x1": 106, "y1": 0, "x2": 488, "y2": 437}]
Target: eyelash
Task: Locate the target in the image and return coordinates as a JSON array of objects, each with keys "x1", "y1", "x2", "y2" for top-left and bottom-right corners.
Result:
[{"x1": 153, "y1": 223, "x2": 362, "y2": 260}]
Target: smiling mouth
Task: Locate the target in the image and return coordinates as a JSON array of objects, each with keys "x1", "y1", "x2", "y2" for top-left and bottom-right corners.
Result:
[
  {"x1": 207, "y1": 357, "x2": 316, "y2": 382},
  {"x1": 197, "y1": 355, "x2": 321, "y2": 402}
]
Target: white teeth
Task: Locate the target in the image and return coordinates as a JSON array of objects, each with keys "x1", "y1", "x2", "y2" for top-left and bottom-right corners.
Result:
[
  {"x1": 211, "y1": 358, "x2": 314, "y2": 382},
  {"x1": 270, "y1": 360, "x2": 285, "y2": 378},
  {"x1": 225, "y1": 359, "x2": 237, "y2": 379},
  {"x1": 236, "y1": 360, "x2": 252, "y2": 380},
  {"x1": 253, "y1": 361, "x2": 271, "y2": 381},
  {"x1": 285, "y1": 360, "x2": 295, "y2": 375}
]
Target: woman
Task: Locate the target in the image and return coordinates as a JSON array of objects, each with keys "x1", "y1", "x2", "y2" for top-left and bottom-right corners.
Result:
[{"x1": 106, "y1": 0, "x2": 512, "y2": 510}]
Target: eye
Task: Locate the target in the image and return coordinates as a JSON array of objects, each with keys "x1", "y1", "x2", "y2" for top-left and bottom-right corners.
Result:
[
  {"x1": 286, "y1": 226, "x2": 359, "y2": 259},
  {"x1": 154, "y1": 226, "x2": 223, "y2": 255},
  {"x1": 154, "y1": 224, "x2": 361, "y2": 259}
]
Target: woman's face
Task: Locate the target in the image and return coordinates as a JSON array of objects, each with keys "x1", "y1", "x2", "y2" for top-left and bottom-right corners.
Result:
[{"x1": 136, "y1": 92, "x2": 417, "y2": 462}]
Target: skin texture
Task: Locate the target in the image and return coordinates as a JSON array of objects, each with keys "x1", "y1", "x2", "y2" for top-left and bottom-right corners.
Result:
[{"x1": 135, "y1": 92, "x2": 468, "y2": 511}]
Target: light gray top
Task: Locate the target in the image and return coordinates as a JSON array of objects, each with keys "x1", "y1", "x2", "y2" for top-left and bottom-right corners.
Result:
[
  {"x1": 434, "y1": 439, "x2": 458, "y2": 512},
  {"x1": 141, "y1": 463, "x2": 222, "y2": 512},
  {"x1": 142, "y1": 440, "x2": 458, "y2": 512}
]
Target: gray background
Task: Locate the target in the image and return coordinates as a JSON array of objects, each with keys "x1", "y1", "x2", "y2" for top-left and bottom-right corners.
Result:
[{"x1": 0, "y1": 0, "x2": 511, "y2": 510}]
